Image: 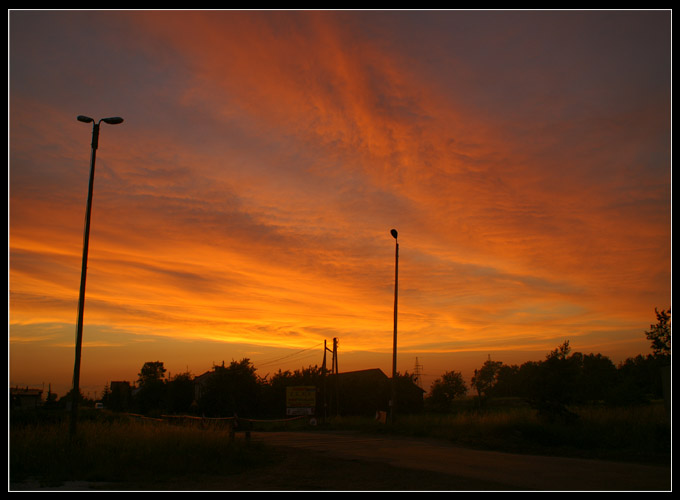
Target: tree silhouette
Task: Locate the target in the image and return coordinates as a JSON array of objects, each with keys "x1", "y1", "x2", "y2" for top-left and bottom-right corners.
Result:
[
  {"x1": 471, "y1": 358, "x2": 503, "y2": 403},
  {"x1": 534, "y1": 341, "x2": 576, "y2": 401},
  {"x1": 491, "y1": 364, "x2": 521, "y2": 398},
  {"x1": 60, "y1": 387, "x2": 92, "y2": 407},
  {"x1": 102, "y1": 381, "x2": 132, "y2": 412},
  {"x1": 646, "y1": 308, "x2": 671, "y2": 359},
  {"x1": 137, "y1": 361, "x2": 167, "y2": 386},
  {"x1": 525, "y1": 341, "x2": 580, "y2": 423},
  {"x1": 166, "y1": 372, "x2": 195, "y2": 414},
  {"x1": 198, "y1": 359, "x2": 260, "y2": 417},
  {"x1": 94, "y1": 310, "x2": 672, "y2": 420},
  {"x1": 574, "y1": 353, "x2": 617, "y2": 403},
  {"x1": 134, "y1": 361, "x2": 167, "y2": 414},
  {"x1": 427, "y1": 370, "x2": 467, "y2": 412}
]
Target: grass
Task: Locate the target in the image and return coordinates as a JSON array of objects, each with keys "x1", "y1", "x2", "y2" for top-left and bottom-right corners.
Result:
[
  {"x1": 10, "y1": 402, "x2": 670, "y2": 489},
  {"x1": 9, "y1": 412, "x2": 276, "y2": 488},
  {"x1": 322, "y1": 401, "x2": 671, "y2": 464}
]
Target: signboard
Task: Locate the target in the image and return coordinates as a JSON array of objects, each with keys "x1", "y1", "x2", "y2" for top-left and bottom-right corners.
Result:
[{"x1": 286, "y1": 386, "x2": 316, "y2": 416}]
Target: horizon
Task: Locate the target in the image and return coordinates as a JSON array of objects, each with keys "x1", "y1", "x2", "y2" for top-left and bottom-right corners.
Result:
[
  {"x1": 9, "y1": 10, "x2": 671, "y2": 401},
  {"x1": 9, "y1": 336, "x2": 664, "y2": 402}
]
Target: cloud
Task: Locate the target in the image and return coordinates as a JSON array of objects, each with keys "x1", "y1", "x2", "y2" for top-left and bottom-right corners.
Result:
[{"x1": 9, "y1": 11, "x2": 670, "y2": 393}]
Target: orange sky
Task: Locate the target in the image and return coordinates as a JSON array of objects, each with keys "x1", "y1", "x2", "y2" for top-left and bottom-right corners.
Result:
[{"x1": 9, "y1": 10, "x2": 671, "y2": 398}]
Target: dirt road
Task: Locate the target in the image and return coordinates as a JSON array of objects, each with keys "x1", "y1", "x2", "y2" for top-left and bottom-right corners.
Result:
[{"x1": 251, "y1": 431, "x2": 671, "y2": 491}]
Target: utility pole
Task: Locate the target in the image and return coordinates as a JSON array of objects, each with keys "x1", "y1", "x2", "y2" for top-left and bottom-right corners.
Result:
[
  {"x1": 332, "y1": 338, "x2": 339, "y2": 376},
  {"x1": 322, "y1": 340, "x2": 329, "y2": 421},
  {"x1": 322, "y1": 340, "x2": 327, "y2": 406},
  {"x1": 390, "y1": 229, "x2": 399, "y2": 424},
  {"x1": 332, "y1": 338, "x2": 339, "y2": 416},
  {"x1": 413, "y1": 357, "x2": 424, "y2": 390},
  {"x1": 322, "y1": 339, "x2": 340, "y2": 418}
]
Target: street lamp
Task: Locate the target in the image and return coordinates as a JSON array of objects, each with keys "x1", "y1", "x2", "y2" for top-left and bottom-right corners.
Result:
[
  {"x1": 70, "y1": 115, "x2": 123, "y2": 440},
  {"x1": 390, "y1": 229, "x2": 398, "y2": 424}
]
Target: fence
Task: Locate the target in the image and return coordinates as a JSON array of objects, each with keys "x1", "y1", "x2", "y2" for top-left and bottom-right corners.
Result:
[{"x1": 123, "y1": 412, "x2": 308, "y2": 440}]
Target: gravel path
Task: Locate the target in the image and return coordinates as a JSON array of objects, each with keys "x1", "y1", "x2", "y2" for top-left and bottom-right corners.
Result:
[{"x1": 251, "y1": 431, "x2": 671, "y2": 491}]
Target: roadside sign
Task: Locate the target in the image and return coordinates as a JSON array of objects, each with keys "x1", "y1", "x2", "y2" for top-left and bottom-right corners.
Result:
[{"x1": 286, "y1": 386, "x2": 316, "y2": 415}]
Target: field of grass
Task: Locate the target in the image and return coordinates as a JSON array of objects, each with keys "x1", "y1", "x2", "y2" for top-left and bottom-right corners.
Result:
[
  {"x1": 324, "y1": 401, "x2": 671, "y2": 464},
  {"x1": 10, "y1": 401, "x2": 670, "y2": 489},
  {"x1": 9, "y1": 412, "x2": 276, "y2": 489}
]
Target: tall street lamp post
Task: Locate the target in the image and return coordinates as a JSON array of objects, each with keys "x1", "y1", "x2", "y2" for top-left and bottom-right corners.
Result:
[
  {"x1": 70, "y1": 115, "x2": 123, "y2": 441},
  {"x1": 390, "y1": 228, "x2": 399, "y2": 424}
]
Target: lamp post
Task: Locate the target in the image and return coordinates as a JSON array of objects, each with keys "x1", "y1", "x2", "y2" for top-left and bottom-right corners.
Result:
[
  {"x1": 390, "y1": 229, "x2": 398, "y2": 424},
  {"x1": 70, "y1": 115, "x2": 123, "y2": 441}
]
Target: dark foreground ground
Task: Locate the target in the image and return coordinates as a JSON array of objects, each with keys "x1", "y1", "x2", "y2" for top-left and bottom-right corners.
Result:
[
  {"x1": 13, "y1": 446, "x2": 507, "y2": 491},
  {"x1": 11, "y1": 431, "x2": 671, "y2": 491}
]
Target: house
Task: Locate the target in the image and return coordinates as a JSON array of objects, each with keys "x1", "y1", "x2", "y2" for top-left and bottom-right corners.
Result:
[
  {"x1": 328, "y1": 368, "x2": 425, "y2": 416},
  {"x1": 10, "y1": 387, "x2": 43, "y2": 410},
  {"x1": 193, "y1": 370, "x2": 213, "y2": 403},
  {"x1": 107, "y1": 381, "x2": 133, "y2": 411}
]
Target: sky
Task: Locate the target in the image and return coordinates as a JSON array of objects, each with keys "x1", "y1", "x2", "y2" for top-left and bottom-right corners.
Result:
[{"x1": 9, "y1": 10, "x2": 671, "y2": 399}]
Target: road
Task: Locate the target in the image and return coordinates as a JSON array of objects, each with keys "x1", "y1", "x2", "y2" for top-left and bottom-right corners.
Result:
[{"x1": 251, "y1": 431, "x2": 671, "y2": 491}]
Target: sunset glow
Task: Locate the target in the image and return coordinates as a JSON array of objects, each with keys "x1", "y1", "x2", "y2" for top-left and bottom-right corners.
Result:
[{"x1": 9, "y1": 10, "x2": 671, "y2": 398}]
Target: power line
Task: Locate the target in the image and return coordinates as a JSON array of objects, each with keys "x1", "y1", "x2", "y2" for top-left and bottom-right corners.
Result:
[{"x1": 256, "y1": 342, "x2": 324, "y2": 369}]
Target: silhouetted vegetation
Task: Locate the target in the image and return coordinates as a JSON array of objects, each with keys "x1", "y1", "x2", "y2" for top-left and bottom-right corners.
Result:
[
  {"x1": 197, "y1": 359, "x2": 261, "y2": 418},
  {"x1": 9, "y1": 414, "x2": 274, "y2": 487},
  {"x1": 89, "y1": 335, "x2": 669, "y2": 422},
  {"x1": 427, "y1": 370, "x2": 467, "y2": 412},
  {"x1": 471, "y1": 358, "x2": 503, "y2": 404},
  {"x1": 165, "y1": 371, "x2": 195, "y2": 414},
  {"x1": 424, "y1": 308, "x2": 671, "y2": 422},
  {"x1": 14, "y1": 309, "x2": 669, "y2": 423},
  {"x1": 646, "y1": 307, "x2": 671, "y2": 358},
  {"x1": 89, "y1": 360, "x2": 423, "y2": 420},
  {"x1": 134, "y1": 361, "x2": 167, "y2": 415}
]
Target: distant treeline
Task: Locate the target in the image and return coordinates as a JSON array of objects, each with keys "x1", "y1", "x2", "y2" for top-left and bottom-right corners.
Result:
[
  {"x1": 49, "y1": 360, "x2": 424, "y2": 419},
  {"x1": 47, "y1": 309, "x2": 670, "y2": 421},
  {"x1": 429, "y1": 341, "x2": 669, "y2": 416},
  {"x1": 428, "y1": 308, "x2": 671, "y2": 419},
  {"x1": 104, "y1": 360, "x2": 335, "y2": 419}
]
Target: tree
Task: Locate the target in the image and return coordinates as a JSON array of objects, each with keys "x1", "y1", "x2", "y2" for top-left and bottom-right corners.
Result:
[
  {"x1": 134, "y1": 361, "x2": 167, "y2": 414},
  {"x1": 514, "y1": 360, "x2": 541, "y2": 399},
  {"x1": 103, "y1": 381, "x2": 132, "y2": 411},
  {"x1": 609, "y1": 355, "x2": 654, "y2": 405},
  {"x1": 394, "y1": 371, "x2": 426, "y2": 415},
  {"x1": 427, "y1": 370, "x2": 467, "y2": 413},
  {"x1": 574, "y1": 353, "x2": 617, "y2": 403},
  {"x1": 534, "y1": 340, "x2": 578, "y2": 403},
  {"x1": 138, "y1": 361, "x2": 167, "y2": 386},
  {"x1": 60, "y1": 388, "x2": 93, "y2": 408},
  {"x1": 198, "y1": 359, "x2": 261, "y2": 417},
  {"x1": 471, "y1": 358, "x2": 503, "y2": 401},
  {"x1": 646, "y1": 308, "x2": 671, "y2": 359},
  {"x1": 100, "y1": 383, "x2": 111, "y2": 407},
  {"x1": 492, "y1": 364, "x2": 520, "y2": 398},
  {"x1": 526, "y1": 341, "x2": 580, "y2": 423},
  {"x1": 166, "y1": 372, "x2": 195, "y2": 414},
  {"x1": 547, "y1": 340, "x2": 572, "y2": 361}
]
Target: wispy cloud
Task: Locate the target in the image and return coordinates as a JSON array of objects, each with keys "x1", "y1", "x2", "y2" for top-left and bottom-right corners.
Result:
[{"x1": 9, "y1": 10, "x2": 670, "y2": 394}]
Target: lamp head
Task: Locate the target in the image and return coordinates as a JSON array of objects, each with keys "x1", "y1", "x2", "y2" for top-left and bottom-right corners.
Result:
[
  {"x1": 102, "y1": 117, "x2": 124, "y2": 125},
  {"x1": 390, "y1": 229, "x2": 398, "y2": 239},
  {"x1": 77, "y1": 115, "x2": 94, "y2": 123}
]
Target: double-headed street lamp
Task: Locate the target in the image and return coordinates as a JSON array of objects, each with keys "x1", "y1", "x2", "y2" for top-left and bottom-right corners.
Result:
[
  {"x1": 70, "y1": 115, "x2": 124, "y2": 440},
  {"x1": 390, "y1": 229, "x2": 398, "y2": 424}
]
